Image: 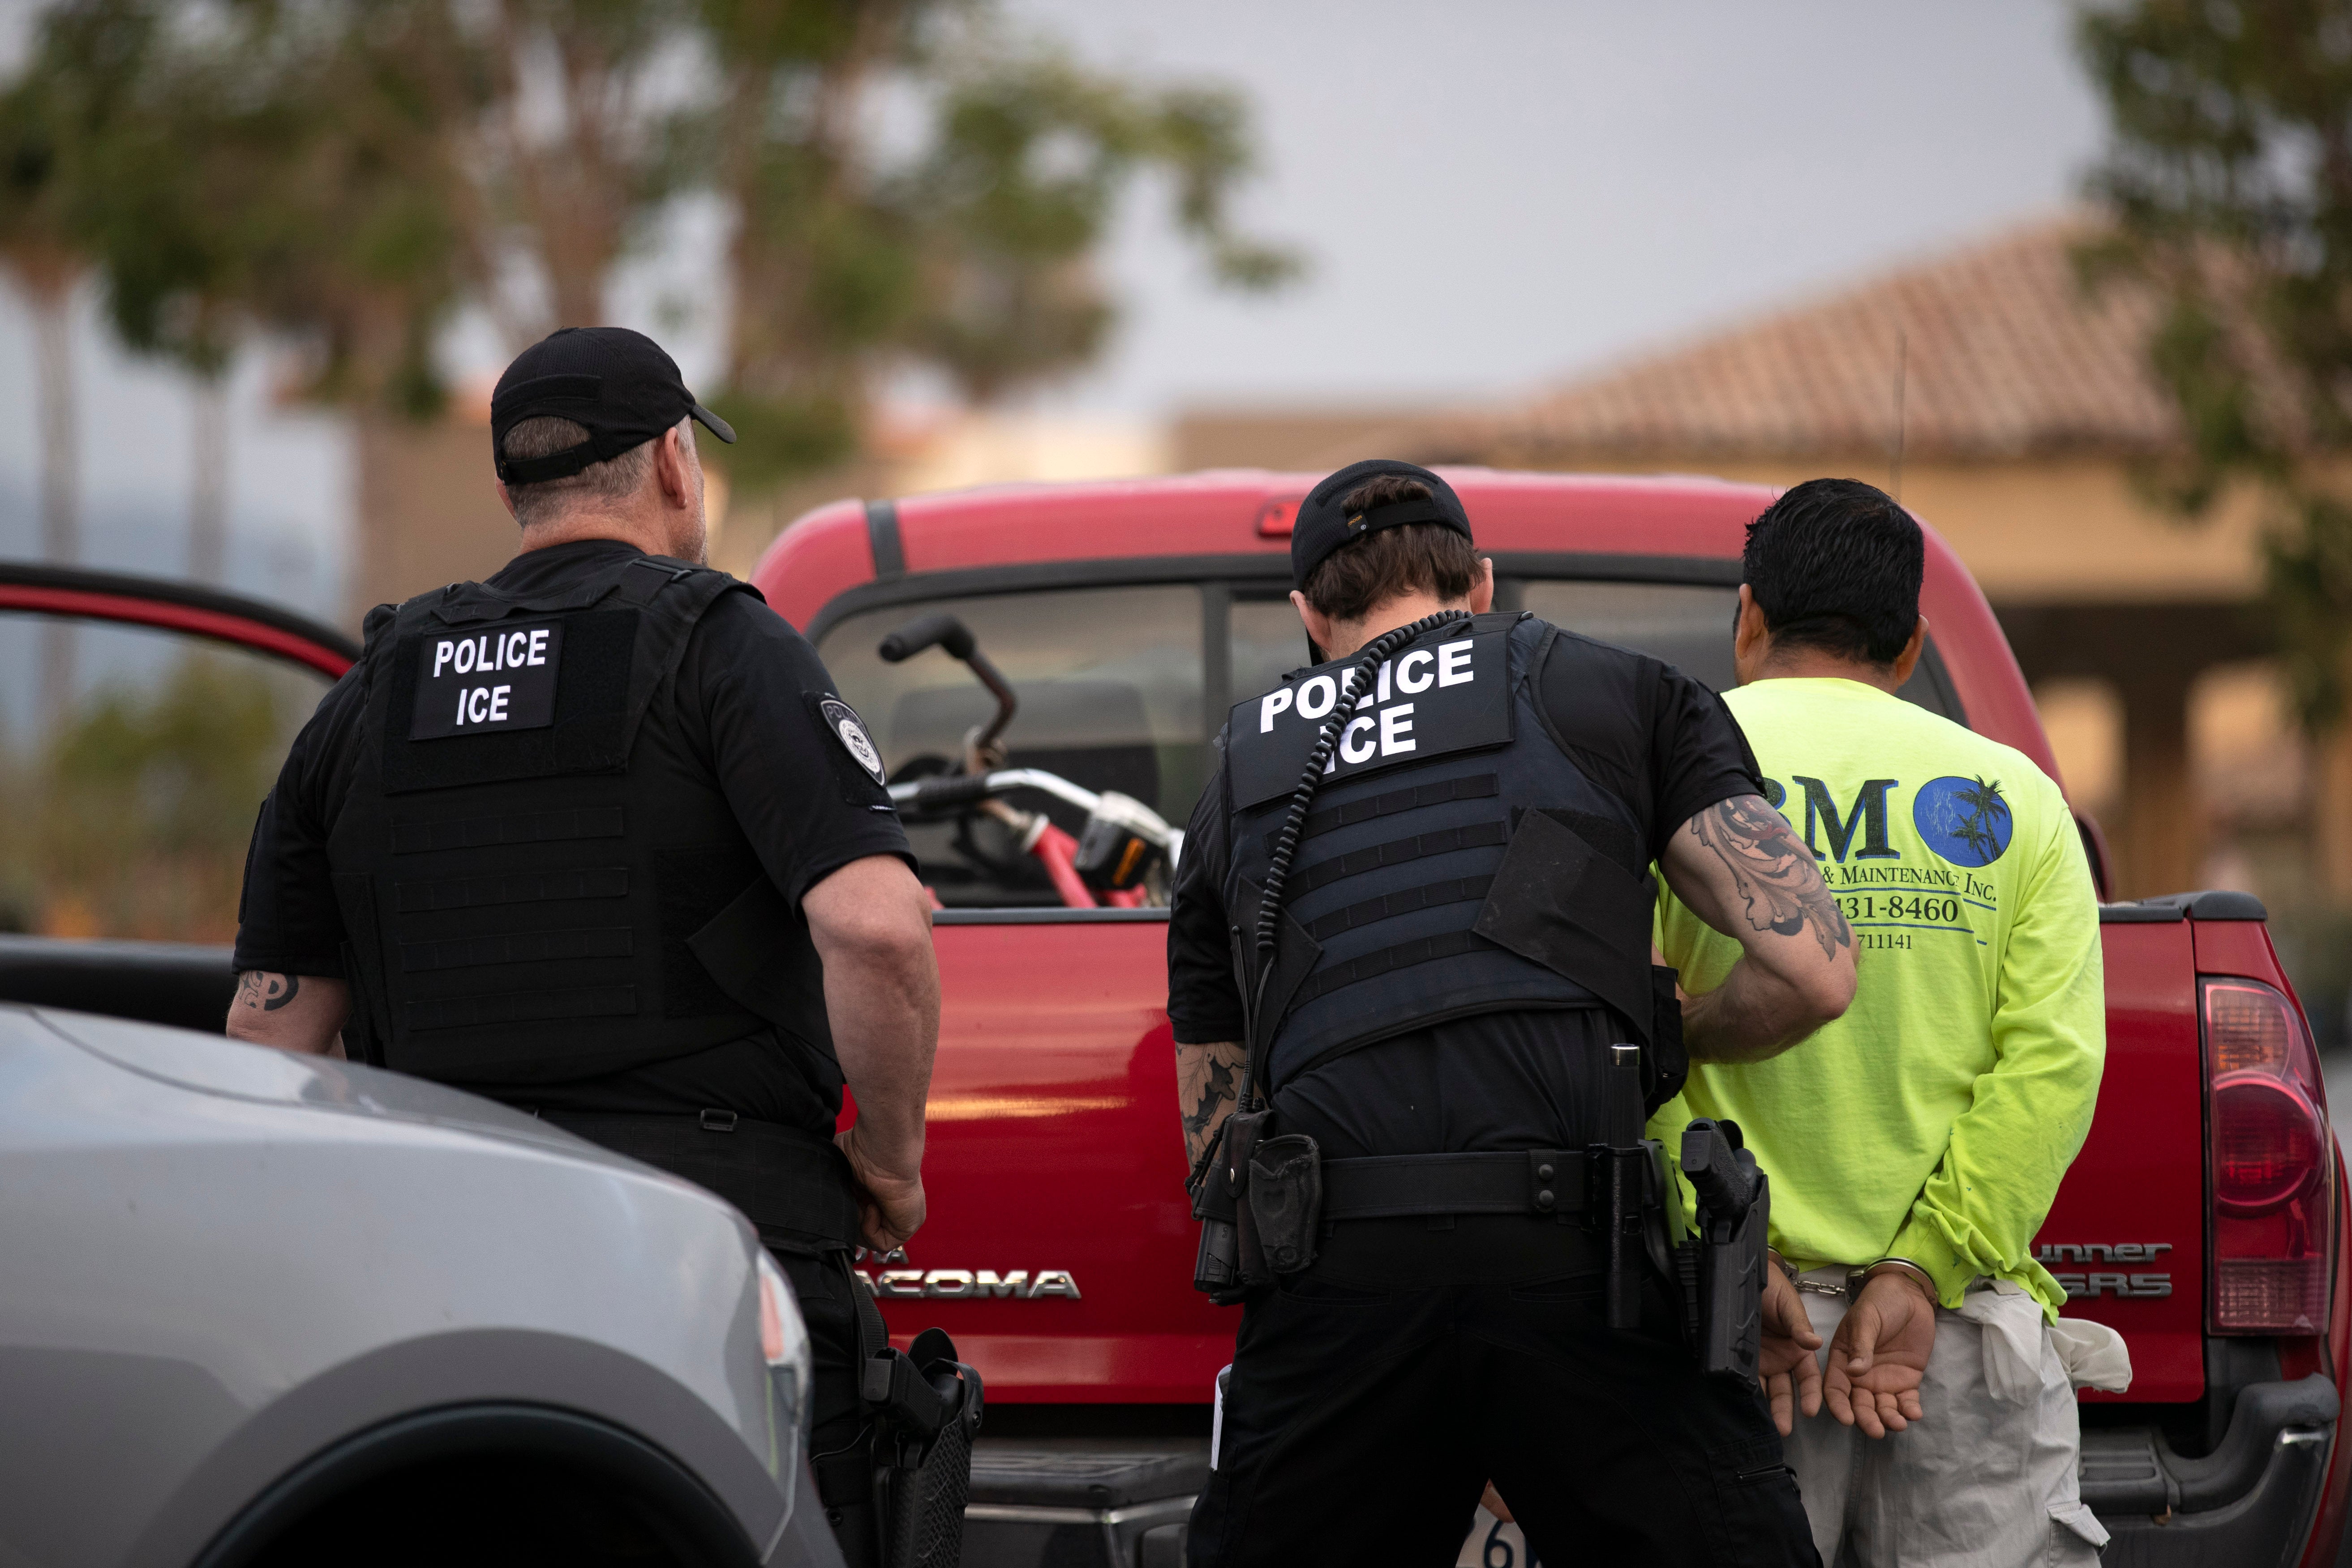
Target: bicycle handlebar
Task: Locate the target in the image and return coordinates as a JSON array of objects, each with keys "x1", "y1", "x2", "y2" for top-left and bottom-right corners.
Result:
[
  {"x1": 878, "y1": 613, "x2": 976, "y2": 664},
  {"x1": 877, "y1": 612, "x2": 1017, "y2": 755},
  {"x1": 888, "y1": 767, "x2": 1181, "y2": 850}
]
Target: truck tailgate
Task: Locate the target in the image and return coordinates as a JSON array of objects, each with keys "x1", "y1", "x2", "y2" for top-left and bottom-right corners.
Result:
[{"x1": 2039, "y1": 917, "x2": 2206, "y2": 1403}]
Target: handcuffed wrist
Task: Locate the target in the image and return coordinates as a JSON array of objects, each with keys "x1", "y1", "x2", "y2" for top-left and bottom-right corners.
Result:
[{"x1": 1858, "y1": 1257, "x2": 1938, "y2": 1305}]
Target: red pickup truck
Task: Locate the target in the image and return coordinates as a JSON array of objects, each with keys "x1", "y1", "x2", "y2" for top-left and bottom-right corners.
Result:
[
  {"x1": 0, "y1": 467, "x2": 2342, "y2": 1567},
  {"x1": 746, "y1": 469, "x2": 2352, "y2": 1568}
]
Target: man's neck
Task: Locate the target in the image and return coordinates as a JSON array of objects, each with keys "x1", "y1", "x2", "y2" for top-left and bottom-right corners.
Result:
[
  {"x1": 1322, "y1": 592, "x2": 1468, "y2": 661},
  {"x1": 1750, "y1": 647, "x2": 1902, "y2": 694},
  {"x1": 517, "y1": 510, "x2": 690, "y2": 563}
]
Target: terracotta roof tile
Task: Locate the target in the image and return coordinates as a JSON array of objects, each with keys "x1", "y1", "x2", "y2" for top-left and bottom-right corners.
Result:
[{"x1": 1469, "y1": 215, "x2": 2183, "y2": 463}]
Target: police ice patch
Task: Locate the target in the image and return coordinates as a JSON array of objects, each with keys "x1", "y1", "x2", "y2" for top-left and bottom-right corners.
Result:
[
  {"x1": 412, "y1": 620, "x2": 562, "y2": 740},
  {"x1": 822, "y1": 697, "x2": 887, "y2": 785},
  {"x1": 1224, "y1": 626, "x2": 1512, "y2": 809}
]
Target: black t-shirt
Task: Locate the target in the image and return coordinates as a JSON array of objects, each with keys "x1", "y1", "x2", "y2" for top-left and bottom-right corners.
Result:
[
  {"x1": 1166, "y1": 622, "x2": 1760, "y2": 1157},
  {"x1": 232, "y1": 539, "x2": 914, "y2": 1134}
]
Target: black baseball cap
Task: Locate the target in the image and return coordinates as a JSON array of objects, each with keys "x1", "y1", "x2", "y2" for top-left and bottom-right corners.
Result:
[
  {"x1": 1291, "y1": 458, "x2": 1473, "y2": 589},
  {"x1": 490, "y1": 326, "x2": 736, "y2": 485}
]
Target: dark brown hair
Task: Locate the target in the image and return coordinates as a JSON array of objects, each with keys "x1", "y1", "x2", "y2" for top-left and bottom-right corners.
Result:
[{"x1": 1300, "y1": 474, "x2": 1482, "y2": 621}]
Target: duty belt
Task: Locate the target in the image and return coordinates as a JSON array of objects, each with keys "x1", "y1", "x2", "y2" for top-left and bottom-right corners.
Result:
[{"x1": 1321, "y1": 1148, "x2": 1594, "y2": 1222}]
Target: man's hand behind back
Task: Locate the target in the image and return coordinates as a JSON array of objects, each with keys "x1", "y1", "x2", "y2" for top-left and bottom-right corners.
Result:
[
  {"x1": 1824, "y1": 1270, "x2": 1937, "y2": 1438},
  {"x1": 1760, "y1": 1264, "x2": 1824, "y2": 1437}
]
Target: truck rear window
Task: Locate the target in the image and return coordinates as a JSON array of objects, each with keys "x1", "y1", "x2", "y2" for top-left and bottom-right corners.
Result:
[
  {"x1": 817, "y1": 575, "x2": 1961, "y2": 906},
  {"x1": 821, "y1": 587, "x2": 1207, "y2": 906},
  {"x1": 1522, "y1": 580, "x2": 1961, "y2": 717}
]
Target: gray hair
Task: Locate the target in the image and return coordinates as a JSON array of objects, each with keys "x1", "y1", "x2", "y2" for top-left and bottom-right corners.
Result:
[{"x1": 499, "y1": 416, "x2": 687, "y2": 526}]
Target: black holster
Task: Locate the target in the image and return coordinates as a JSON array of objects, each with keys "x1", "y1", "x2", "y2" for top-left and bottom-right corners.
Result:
[
  {"x1": 863, "y1": 1325, "x2": 984, "y2": 1568},
  {"x1": 1670, "y1": 1118, "x2": 1769, "y2": 1382}
]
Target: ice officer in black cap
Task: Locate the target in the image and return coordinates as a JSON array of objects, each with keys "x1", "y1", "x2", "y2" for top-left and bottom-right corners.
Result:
[
  {"x1": 227, "y1": 326, "x2": 941, "y2": 1560},
  {"x1": 1167, "y1": 459, "x2": 1854, "y2": 1565}
]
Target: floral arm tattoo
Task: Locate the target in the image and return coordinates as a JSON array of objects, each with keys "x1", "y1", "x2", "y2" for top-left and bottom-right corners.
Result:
[
  {"x1": 235, "y1": 971, "x2": 302, "y2": 1012},
  {"x1": 1689, "y1": 795, "x2": 1852, "y2": 960},
  {"x1": 1176, "y1": 1040, "x2": 1247, "y2": 1168}
]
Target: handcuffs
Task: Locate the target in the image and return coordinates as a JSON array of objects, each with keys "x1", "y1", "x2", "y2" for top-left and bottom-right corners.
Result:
[{"x1": 1770, "y1": 1248, "x2": 1939, "y2": 1306}]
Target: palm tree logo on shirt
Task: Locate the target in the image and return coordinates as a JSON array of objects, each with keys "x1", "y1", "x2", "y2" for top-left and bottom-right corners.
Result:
[{"x1": 1914, "y1": 775, "x2": 2014, "y2": 868}]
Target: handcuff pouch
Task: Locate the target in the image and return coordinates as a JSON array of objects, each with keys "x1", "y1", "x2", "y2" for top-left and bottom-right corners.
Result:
[{"x1": 1246, "y1": 1133, "x2": 1323, "y2": 1276}]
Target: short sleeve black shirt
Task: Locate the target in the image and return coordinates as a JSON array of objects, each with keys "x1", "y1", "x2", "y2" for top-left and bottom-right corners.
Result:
[
  {"x1": 1166, "y1": 621, "x2": 1760, "y2": 1156},
  {"x1": 232, "y1": 539, "x2": 913, "y2": 1133}
]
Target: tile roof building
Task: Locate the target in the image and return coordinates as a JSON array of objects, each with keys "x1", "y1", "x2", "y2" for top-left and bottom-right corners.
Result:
[{"x1": 1447, "y1": 215, "x2": 2180, "y2": 467}]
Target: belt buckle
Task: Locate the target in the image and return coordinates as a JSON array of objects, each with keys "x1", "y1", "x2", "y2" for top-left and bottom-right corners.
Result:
[{"x1": 699, "y1": 1108, "x2": 739, "y2": 1134}]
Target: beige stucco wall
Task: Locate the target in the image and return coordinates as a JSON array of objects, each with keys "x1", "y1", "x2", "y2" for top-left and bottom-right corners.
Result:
[{"x1": 1546, "y1": 453, "x2": 2267, "y2": 606}]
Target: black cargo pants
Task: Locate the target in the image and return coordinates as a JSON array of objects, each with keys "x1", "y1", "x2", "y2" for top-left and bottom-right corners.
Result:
[
  {"x1": 1186, "y1": 1216, "x2": 1820, "y2": 1568},
  {"x1": 769, "y1": 1245, "x2": 883, "y2": 1565}
]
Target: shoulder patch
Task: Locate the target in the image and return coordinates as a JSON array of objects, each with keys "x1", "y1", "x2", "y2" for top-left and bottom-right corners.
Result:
[{"x1": 820, "y1": 697, "x2": 888, "y2": 786}]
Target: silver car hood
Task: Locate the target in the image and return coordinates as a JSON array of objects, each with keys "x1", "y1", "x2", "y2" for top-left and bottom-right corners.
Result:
[{"x1": 29, "y1": 1006, "x2": 616, "y2": 1161}]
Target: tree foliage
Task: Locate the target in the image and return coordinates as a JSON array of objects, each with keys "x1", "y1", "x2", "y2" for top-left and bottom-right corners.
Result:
[
  {"x1": 2080, "y1": 0, "x2": 2352, "y2": 727},
  {"x1": 0, "y1": 653, "x2": 294, "y2": 939},
  {"x1": 10, "y1": 0, "x2": 1296, "y2": 484}
]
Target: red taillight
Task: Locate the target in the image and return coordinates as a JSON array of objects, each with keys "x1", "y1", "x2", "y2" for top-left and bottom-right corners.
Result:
[
  {"x1": 2212, "y1": 1074, "x2": 2325, "y2": 1214},
  {"x1": 2205, "y1": 978, "x2": 2334, "y2": 1333}
]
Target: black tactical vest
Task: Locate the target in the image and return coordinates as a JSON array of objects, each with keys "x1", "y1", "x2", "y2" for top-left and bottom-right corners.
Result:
[
  {"x1": 327, "y1": 552, "x2": 822, "y2": 1086},
  {"x1": 1223, "y1": 612, "x2": 1664, "y2": 1095}
]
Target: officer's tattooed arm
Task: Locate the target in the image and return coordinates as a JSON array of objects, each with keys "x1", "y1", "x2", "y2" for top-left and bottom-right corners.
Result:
[
  {"x1": 1176, "y1": 1040, "x2": 1248, "y2": 1168},
  {"x1": 1658, "y1": 794, "x2": 1858, "y2": 1063},
  {"x1": 225, "y1": 971, "x2": 352, "y2": 1056}
]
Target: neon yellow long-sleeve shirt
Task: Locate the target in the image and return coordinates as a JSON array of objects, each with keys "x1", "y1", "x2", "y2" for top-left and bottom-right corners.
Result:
[{"x1": 1649, "y1": 678, "x2": 2105, "y2": 1319}]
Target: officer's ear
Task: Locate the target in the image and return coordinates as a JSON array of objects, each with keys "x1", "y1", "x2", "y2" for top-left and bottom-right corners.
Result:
[
  {"x1": 1469, "y1": 557, "x2": 1494, "y2": 614},
  {"x1": 1291, "y1": 589, "x2": 1337, "y2": 664},
  {"x1": 653, "y1": 425, "x2": 698, "y2": 511}
]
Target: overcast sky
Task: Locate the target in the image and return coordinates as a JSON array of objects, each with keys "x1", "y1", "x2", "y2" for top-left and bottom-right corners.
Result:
[
  {"x1": 0, "y1": 0, "x2": 2107, "y2": 614},
  {"x1": 1013, "y1": 0, "x2": 2106, "y2": 412}
]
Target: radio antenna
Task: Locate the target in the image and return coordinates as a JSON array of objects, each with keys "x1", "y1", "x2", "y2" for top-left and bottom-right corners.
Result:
[{"x1": 1889, "y1": 327, "x2": 1908, "y2": 502}]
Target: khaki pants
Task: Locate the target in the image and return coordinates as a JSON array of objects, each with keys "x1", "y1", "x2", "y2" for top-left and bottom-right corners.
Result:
[{"x1": 1786, "y1": 1273, "x2": 2107, "y2": 1568}]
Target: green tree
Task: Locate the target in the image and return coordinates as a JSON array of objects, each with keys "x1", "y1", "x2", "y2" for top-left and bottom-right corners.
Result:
[
  {"x1": 0, "y1": 0, "x2": 154, "y2": 717},
  {"x1": 695, "y1": 8, "x2": 1299, "y2": 483},
  {"x1": 47, "y1": 0, "x2": 475, "y2": 521},
  {"x1": 2079, "y1": 0, "x2": 2352, "y2": 726},
  {"x1": 32, "y1": 653, "x2": 289, "y2": 940},
  {"x1": 17, "y1": 0, "x2": 1296, "y2": 494}
]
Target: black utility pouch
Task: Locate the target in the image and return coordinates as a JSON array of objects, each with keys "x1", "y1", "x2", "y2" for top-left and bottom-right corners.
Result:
[{"x1": 1245, "y1": 1133, "x2": 1323, "y2": 1276}]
